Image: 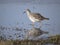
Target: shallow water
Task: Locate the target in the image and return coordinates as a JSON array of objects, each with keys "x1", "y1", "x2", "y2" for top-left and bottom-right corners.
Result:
[{"x1": 0, "y1": 0, "x2": 60, "y2": 40}]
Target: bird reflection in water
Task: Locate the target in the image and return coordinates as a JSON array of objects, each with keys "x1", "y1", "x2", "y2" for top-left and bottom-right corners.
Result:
[{"x1": 25, "y1": 27, "x2": 48, "y2": 40}]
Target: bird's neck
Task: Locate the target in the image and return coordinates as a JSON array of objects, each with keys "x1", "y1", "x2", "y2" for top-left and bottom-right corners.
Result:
[{"x1": 26, "y1": 11, "x2": 31, "y2": 15}]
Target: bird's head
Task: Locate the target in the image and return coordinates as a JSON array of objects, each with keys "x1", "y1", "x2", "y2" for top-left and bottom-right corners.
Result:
[{"x1": 23, "y1": 9, "x2": 31, "y2": 14}]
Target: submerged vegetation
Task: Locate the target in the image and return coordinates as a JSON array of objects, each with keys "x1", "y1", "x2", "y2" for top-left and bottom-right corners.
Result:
[{"x1": 0, "y1": 35, "x2": 60, "y2": 45}]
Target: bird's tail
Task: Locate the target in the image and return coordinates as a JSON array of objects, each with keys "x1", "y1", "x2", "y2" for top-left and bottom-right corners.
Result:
[{"x1": 44, "y1": 18, "x2": 49, "y2": 20}]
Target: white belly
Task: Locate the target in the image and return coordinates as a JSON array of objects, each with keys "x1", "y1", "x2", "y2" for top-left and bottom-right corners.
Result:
[{"x1": 28, "y1": 16, "x2": 39, "y2": 22}]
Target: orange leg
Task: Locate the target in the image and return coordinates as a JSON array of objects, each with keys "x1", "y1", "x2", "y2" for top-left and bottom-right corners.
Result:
[
  {"x1": 29, "y1": 22, "x2": 34, "y2": 27},
  {"x1": 39, "y1": 22, "x2": 42, "y2": 28},
  {"x1": 32, "y1": 22, "x2": 34, "y2": 28}
]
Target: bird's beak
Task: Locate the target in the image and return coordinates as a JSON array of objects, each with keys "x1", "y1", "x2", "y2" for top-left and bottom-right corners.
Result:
[{"x1": 23, "y1": 11, "x2": 26, "y2": 14}]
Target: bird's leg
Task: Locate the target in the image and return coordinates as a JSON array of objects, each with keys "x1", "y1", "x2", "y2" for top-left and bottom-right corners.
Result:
[
  {"x1": 32, "y1": 22, "x2": 34, "y2": 28},
  {"x1": 39, "y1": 22, "x2": 42, "y2": 28}
]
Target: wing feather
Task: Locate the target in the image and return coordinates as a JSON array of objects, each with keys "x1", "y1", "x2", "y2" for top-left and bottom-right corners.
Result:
[{"x1": 30, "y1": 13, "x2": 45, "y2": 20}]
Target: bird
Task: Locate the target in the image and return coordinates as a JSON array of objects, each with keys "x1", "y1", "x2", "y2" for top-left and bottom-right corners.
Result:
[
  {"x1": 25, "y1": 28, "x2": 48, "y2": 40},
  {"x1": 24, "y1": 9, "x2": 49, "y2": 28}
]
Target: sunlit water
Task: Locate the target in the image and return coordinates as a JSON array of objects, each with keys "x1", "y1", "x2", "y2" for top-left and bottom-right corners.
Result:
[{"x1": 0, "y1": 2, "x2": 60, "y2": 40}]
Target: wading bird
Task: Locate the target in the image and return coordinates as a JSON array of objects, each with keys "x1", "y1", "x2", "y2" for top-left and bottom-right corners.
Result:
[{"x1": 24, "y1": 9, "x2": 49, "y2": 28}]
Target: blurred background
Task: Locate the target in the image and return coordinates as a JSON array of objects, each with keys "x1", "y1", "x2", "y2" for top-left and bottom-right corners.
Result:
[{"x1": 0, "y1": 0, "x2": 60, "y2": 40}]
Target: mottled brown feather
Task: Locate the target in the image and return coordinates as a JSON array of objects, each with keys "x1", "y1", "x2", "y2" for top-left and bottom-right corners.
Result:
[{"x1": 30, "y1": 13, "x2": 46, "y2": 20}]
